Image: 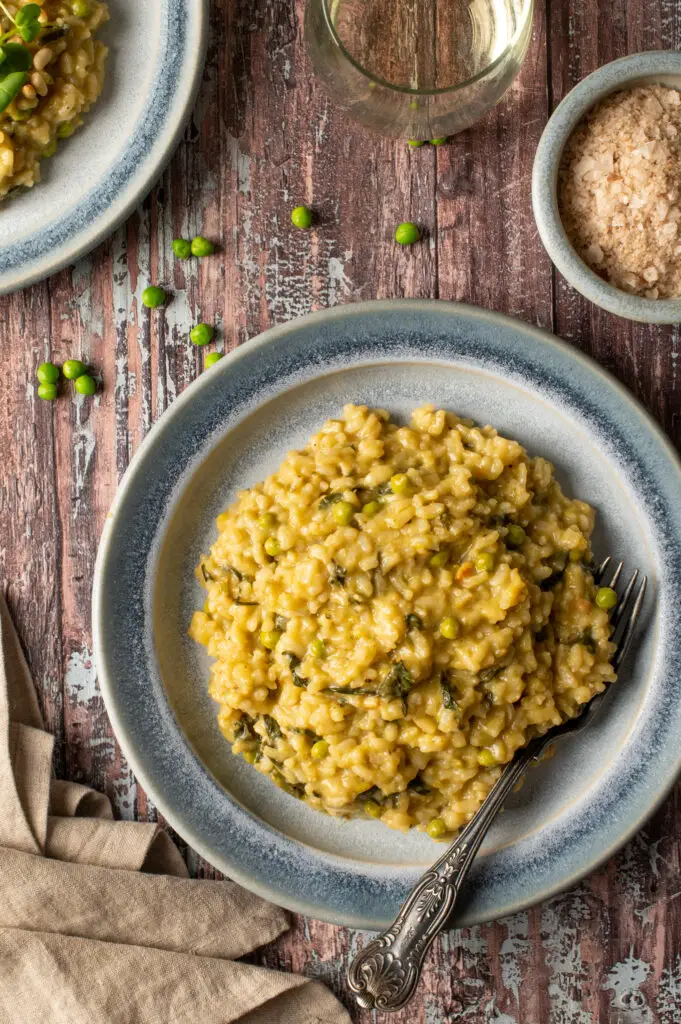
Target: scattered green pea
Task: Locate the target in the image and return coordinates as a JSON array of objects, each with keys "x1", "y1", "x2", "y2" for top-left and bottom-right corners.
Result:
[
  {"x1": 310, "y1": 739, "x2": 329, "y2": 759},
  {"x1": 429, "y1": 550, "x2": 449, "y2": 569},
  {"x1": 190, "y1": 235, "x2": 215, "y2": 257},
  {"x1": 260, "y1": 629, "x2": 282, "y2": 650},
  {"x1": 395, "y1": 221, "x2": 420, "y2": 245},
  {"x1": 475, "y1": 552, "x2": 495, "y2": 572},
  {"x1": 390, "y1": 473, "x2": 410, "y2": 494},
  {"x1": 408, "y1": 139, "x2": 425, "y2": 148},
  {"x1": 172, "y1": 238, "x2": 192, "y2": 259},
  {"x1": 62, "y1": 359, "x2": 87, "y2": 380},
  {"x1": 409, "y1": 99, "x2": 419, "y2": 110},
  {"x1": 57, "y1": 120, "x2": 77, "y2": 139},
  {"x1": 309, "y1": 638, "x2": 326, "y2": 659},
  {"x1": 291, "y1": 205, "x2": 313, "y2": 230},
  {"x1": 204, "y1": 352, "x2": 223, "y2": 369},
  {"x1": 440, "y1": 617, "x2": 458, "y2": 640},
  {"x1": 364, "y1": 799, "x2": 382, "y2": 818},
  {"x1": 362, "y1": 500, "x2": 380, "y2": 519},
  {"x1": 596, "y1": 586, "x2": 618, "y2": 610},
  {"x1": 506, "y1": 524, "x2": 526, "y2": 548},
  {"x1": 142, "y1": 285, "x2": 166, "y2": 309},
  {"x1": 71, "y1": 0, "x2": 91, "y2": 15},
  {"x1": 74, "y1": 374, "x2": 96, "y2": 396},
  {"x1": 42, "y1": 139, "x2": 58, "y2": 159},
  {"x1": 426, "y1": 817, "x2": 447, "y2": 839},
  {"x1": 257, "y1": 512, "x2": 276, "y2": 532},
  {"x1": 430, "y1": 137, "x2": 448, "y2": 146},
  {"x1": 264, "y1": 536, "x2": 281, "y2": 557},
  {"x1": 37, "y1": 362, "x2": 60, "y2": 385},
  {"x1": 332, "y1": 500, "x2": 354, "y2": 526},
  {"x1": 37, "y1": 383, "x2": 57, "y2": 401},
  {"x1": 477, "y1": 749, "x2": 498, "y2": 767},
  {"x1": 190, "y1": 323, "x2": 214, "y2": 347}
]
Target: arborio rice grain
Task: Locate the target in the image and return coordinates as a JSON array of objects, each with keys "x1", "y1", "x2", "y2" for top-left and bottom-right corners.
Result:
[{"x1": 559, "y1": 84, "x2": 681, "y2": 299}]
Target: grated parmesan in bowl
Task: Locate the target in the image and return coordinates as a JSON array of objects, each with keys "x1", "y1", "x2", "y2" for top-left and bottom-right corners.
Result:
[{"x1": 559, "y1": 84, "x2": 681, "y2": 300}]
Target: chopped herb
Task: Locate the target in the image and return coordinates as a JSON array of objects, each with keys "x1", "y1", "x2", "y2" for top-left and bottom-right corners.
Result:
[
  {"x1": 234, "y1": 599, "x2": 258, "y2": 606},
  {"x1": 274, "y1": 615, "x2": 288, "y2": 632},
  {"x1": 440, "y1": 674, "x2": 461, "y2": 714},
  {"x1": 405, "y1": 613, "x2": 423, "y2": 631},
  {"x1": 319, "y1": 492, "x2": 345, "y2": 509},
  {"x1": 226, "y1": 565, "x2": 255, "y2": 583},
  {"x1": 378, "y1": 661, "x2": 414, "y2": 699},
  {"x1": 284, "y1": 651, "x2": 301, "y2": 669},
  {"x1": 358, "y1": 786, "x2": 384, "y2": 804},
  {"x1": 329, "y1": 562, "x2": 347, "y2": 586},
  {"x1": 479, "y1": 665, "x2": 503, "y2": 684},
  {"x1": 407, "y1": 774, "x2": 431, "y2": 795},
  {"x1": 574, "y1": 628, "x2": 596, "y2": 653},
  {"x1": 263, "y1": 714, "x2": 283, "y2": 742},
  {"x1": 325, "y1": 684, "x2": 379, "y2": 696},
  {"x1": 539, "y1": 568, "x2": 565, "y2": 591},
  {"x1": 292, "y1": 671, "x2": 309, "y2": 689},
  {"x1": 293, "y1": 727, "x2": 320, "y2": 740},
  {"x1": 200, "y1": 564, "x2": 214, "y2": 583},
  {"x1": 233, "y1": 715, "x2": 255, "y2": 741}
]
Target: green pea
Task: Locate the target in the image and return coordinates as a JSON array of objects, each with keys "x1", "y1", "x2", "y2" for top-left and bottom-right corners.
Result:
[
  {"x1": 408, "y1": 139, "x2": 424, "y2": 148},
  {"x1": 429, "y1": 550, "x2": 449, "y2": 569},
  {"x1": 409, "y1": 99, "x2": 419, "y2": 110},
  {"x1": 57, "y1": 120, "x2": 78, "y2": 139},
  {"x1": 477, "y1": 749, "x2": 498, "y2": 767},
  {"x1": 596, "y1": 586, "x2": 618, "y2": 610},
  {"x1": 37, "y1": 362, "x2": 60, "y2": 385},
  {"x1": 332, "y1": 500, "x2": 354, "y2": 526},
  {"x1": 364, "y1": 799, "x2": 382, "y2": 818},
  {"x1": 190, "y1": 235, "x2": 215, "y2": 257},
  {"x1": 204, "y1": 352, "x2": 223, "y2": 369},
  {"x1": 257, "y1": 512, "x2": 276, "y2": 532},
  {"x1": 74, "y1": 375, "x2": 96, "y2": 396},
  {"x1": 264, "y1": 536, "x2": 281, "y2": 557},
  {"x1": 475, "y1": 552, "x2": 495, "y2": 572},
  {"x1": 430, "y1": 137, "x2": 448, "y2": 146},
  {"x1": 310, "y1": 739, "x2": 329, "y2": 759},
  {"x1": 362, "y1": 500, "x2": 380, "y2": 519},
  {"x1": 37, "y1": 383, "x2": 57, "y2": 401},
  {"x1": 390, "y1": 473, "x2": 410, "y2": 494},
  {"x1": 395, "y1": 222, "x2": 420, "y2": 245},
  {"x1": 291, "y1": 205, "x2": 313, "y2": 230},
  {"x1": 440, "y1": 617, "x2": 457, "y2": 639},
  {"x1": 62, "y1": 359, "x2": 87, "y2": 380},
  {"x1": 506, "y1": 524, "x2": 526, "y2": 548},
  {"x1": 172, "y1": 238, "x2": 192, "y2": 259},
  {"x1": 142, "y1": 285, "x2": 166, "y2": 309},
  {"x1": 71, "y1": 0, "x2": 91, "y2": 15},
  {"x1": 309, "y1": 638, "x2": 326, "y2": 659},
  {"x1": 426, "y1": 817, "x2": 447, "y2": 838},
  {"x1": 260, "y1": 629, "x2": 282, "y2": 650},
  {"x1": 42, "y1": 139, "x2": 58, "y2": 158},
  {"x1": 190, "y1": 323, "x2": 214, "y2": 347}
]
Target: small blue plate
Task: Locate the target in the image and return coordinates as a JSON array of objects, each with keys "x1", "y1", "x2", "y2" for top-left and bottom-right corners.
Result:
[
  {"x1": 93, "y1": 300, "x2": 681, "y2": 929},
  {"x1": 0, "y1": 0, "x2": 207, "y2": 294}
]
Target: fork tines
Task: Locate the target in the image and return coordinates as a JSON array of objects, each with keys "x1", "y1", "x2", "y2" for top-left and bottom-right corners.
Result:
[{"x1": 595, "y1": 557, "x2": 647, "y2": 671}]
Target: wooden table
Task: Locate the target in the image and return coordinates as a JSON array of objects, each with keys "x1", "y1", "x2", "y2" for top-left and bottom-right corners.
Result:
[{"x1": 2, "y1": 0, "x2": 681, "y2": 1020}]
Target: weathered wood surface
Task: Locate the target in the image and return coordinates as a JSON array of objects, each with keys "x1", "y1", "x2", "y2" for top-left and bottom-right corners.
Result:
[{"x1": 1, "y1": 0, "x2": 681, "y2": 1020}]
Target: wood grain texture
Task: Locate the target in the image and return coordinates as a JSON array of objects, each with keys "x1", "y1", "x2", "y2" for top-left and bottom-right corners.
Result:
[{"x1": 1, "y1": 0, "x2": 681, "y2": 1020}]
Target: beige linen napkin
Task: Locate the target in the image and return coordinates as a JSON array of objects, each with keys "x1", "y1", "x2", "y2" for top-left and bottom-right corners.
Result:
[{"x1": 0, "y1": 592, "x2": 351, "y2": 1024}]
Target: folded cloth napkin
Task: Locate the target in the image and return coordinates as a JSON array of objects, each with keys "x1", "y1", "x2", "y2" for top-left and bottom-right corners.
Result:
[{"x1": 0, "y1": 592, "x2": 351, "y2": 1024}]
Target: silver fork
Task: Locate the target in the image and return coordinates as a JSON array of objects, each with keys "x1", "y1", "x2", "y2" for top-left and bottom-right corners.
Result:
[{"x1": 347, "y1": 558, "x2": 647, "y2": 1013}]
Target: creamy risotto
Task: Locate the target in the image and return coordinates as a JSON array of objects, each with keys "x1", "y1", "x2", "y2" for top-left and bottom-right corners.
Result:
[
  {"x1": 0, "y1": 0, "x2": 108, "y2": 201},
  {"x1": 190, "y1": 405, "x2": 617, "y2": 839}
]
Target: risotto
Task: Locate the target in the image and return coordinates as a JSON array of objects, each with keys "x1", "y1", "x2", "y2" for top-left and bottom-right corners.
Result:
[
  {"x1": 0, "y1": 0, "x2": 108, "y2": 201},
  {"x1": 190, "y1": 405, "x2": 617, "y2": 839}
]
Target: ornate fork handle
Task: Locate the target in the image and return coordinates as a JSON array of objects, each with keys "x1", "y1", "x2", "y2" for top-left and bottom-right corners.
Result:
[{"x1": 347, "y1": 734, "x2": 551, "y2": 1012}]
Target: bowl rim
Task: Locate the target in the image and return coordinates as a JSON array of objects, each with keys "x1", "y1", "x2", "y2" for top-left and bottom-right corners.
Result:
[{"x1": 532, "y1": 50, "x2": 681, "y2": 324}]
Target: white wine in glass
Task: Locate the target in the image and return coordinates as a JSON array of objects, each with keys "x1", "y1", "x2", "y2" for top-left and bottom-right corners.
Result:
[{"x1": 305, "y1": 0, "x2": 534, "y2": 139}]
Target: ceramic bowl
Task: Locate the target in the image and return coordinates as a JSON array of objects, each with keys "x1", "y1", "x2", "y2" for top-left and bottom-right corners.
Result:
[
  {"x1": 532, "y1": 51, "x2": 681, "y2": 324},
  {"x1": 93, "y1": 300, "x2": 681, "y2": 929}
]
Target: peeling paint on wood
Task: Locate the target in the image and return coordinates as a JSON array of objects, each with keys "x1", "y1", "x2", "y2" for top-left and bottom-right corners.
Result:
[{"x1": 2, "y1": 0, "x2": 681, "y2": 1020}]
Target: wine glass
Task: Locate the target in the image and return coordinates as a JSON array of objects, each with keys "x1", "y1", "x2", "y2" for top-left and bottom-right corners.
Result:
[{"x1": 305, "y1": 0, "x2": 534, "y2": 139}]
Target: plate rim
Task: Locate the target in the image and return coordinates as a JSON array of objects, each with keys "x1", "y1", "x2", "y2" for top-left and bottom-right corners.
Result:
[
  {"x1": 0, "y1": 0, "x2": 208, "y2": 295},
  {"x1": 93, "y1": 298, "x2": 681, "y2": 928}
]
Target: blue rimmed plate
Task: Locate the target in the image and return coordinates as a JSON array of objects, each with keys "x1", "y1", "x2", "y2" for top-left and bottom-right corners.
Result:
[
  {"x1": 0, "y1": 0, "x2": 207, "y2": 295},
  {"x1": 93, "y1": 300, "x2": 681, "y2": 929}
]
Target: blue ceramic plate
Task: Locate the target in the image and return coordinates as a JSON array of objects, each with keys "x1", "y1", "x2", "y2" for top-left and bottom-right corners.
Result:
[
  {"x1": 93, "y1": 300, "x2": 681, "y2": 929},
  {"x1": 0, "y1": 0, "x2": 207, "y2": 295}
]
